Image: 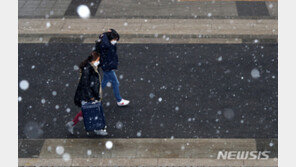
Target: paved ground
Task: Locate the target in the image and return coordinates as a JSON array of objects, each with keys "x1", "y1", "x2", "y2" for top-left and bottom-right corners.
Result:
[
  {"x1": 18, "y1": 1, "x2": 278, "y2": 166},
  {"x1": 18, "y1": 138, "x2": 278, "y2": 166},
  {"x1": 18, "y1": 0, "x2": 277, "y2": 19},
  {"x1": 18, "y1": 43, "x2": 277, "y2": 139}
]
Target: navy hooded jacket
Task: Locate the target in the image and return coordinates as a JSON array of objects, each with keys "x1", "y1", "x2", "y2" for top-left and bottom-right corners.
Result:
[
  {"x1": 74, "y1": 63, "x2": 102, "y2": 107},
  {"x1": 98, "y1": 34, "x2": 118, "y2": 72}
]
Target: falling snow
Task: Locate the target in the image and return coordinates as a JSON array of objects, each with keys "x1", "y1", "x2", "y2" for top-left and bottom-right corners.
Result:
[
  {"x1": 56, "y1": 146, "x2": 64, "y2": 155},
  {"x1": 77, "y1": 5, "x2": 90, "y2": 19},
  {"x1": 217, "y1": 110, "x2": 222, "y2": 115},
  {"x1": 217, "y1": 56, "x2": 222, "y2": 61},
  {"x1": 66, "y1": 108, "x2": 71, "y2": 113},
  {"x1": 52, "y1": 91, "x2": 57, "y2": 96},
  {"x1": 87, "y1": 150, "x2": 92, "y2": 156},
  {"x1": 223, "y1": 108, "x2": 235, "y2": 120},
  {"x1": 19, "y1": 80, "x2": 29, "y2": 90},
  {"x1": 149, "y1": 93, "x2": 155, "y2": 99},
  {"x1": 181, "y1": 145, "x2": 185, "y2": 150},
  {"x1": 158, "y1": 97, "x2": 162, "y2": 102},
  {"x1": 106, "y1": 82, "x2": 111, "y2": 87},
  {"x1": 137, "y1": 131, "x2": 142, "y2": 137},
  {"x1": 73, "y1": 65, "x2": 79, "y2": 71},
  {"x1": 251, "y1": 68, "x2": 260, "y2": 79},
  {"x1": 106, "y1": 102, "x2": 110, "y2": 107},
  {"x1": 116, "y1": 121, "x2": 123, "y2": 129},
  {"x1": 23, "y1": 122, "x2": 44, "y2": 138},
  {"x1": 105, "y1": 141, "x2": 113, "y2": 149},
  {"x1": 62, "y1": 153, "x2": 71, "y2": 162},
  {"x1": 46, "y1": 22, "x2": 51, "y2": 28},
  {"x1": 78, "y1": 116, "x2": 83, "y2": 121}
]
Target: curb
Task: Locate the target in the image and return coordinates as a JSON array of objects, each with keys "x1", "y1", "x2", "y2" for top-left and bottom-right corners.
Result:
[
  {"x1": 18, "y1": 34, "x2": 277, "y2": 44},
  {"x1": 18, "y1": 158, "x2": 278, "y2": 166}
]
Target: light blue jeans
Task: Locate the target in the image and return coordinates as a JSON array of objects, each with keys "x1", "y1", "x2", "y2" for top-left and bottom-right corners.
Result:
[{"x1": 101, "y1": 70, "x2": 122, "y2": 102}]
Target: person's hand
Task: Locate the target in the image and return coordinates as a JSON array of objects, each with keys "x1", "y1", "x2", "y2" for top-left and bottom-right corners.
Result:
[
  {"x1": 81, "y1": 101, "x2": 87, "y2": 106},
  {"x1": 92, "y1": 100, "x2": 99, "y2": 104}
]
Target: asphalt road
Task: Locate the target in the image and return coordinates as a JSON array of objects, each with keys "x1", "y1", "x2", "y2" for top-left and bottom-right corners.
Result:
[{"x1": 18, "y1": 43, "x2": 278, "y2": 139}]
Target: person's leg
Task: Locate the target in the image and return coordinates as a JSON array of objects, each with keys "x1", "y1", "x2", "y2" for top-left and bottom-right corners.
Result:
[
  {"x1": 72, "y1": 111, "x2": 83, "y2": 126},
  {"x1": 101, "y1": 71, "x2": 109, "y2": 89},
  {"x1": 109, "y1": 71, "x2": 122, "y2": 102},
  {"x1": 66, "y1": 110, "x2": 83, "y2": 134}
]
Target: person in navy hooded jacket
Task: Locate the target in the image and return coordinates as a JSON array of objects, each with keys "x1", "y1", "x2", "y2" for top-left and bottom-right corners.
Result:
[{"x1": 97, "y1": 29, "x2": 130, "y2": 106}]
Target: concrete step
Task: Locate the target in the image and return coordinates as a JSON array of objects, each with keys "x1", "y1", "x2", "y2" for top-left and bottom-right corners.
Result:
[
  {"x1": 18, "y1": 138, "x2": 278, "y2": 166},
  {"x1": 18, "y1": 18, "x2": 278, "y2": 36},
  {"x1": 18, "y1": 34, "x2": 277, "y2": 44}
]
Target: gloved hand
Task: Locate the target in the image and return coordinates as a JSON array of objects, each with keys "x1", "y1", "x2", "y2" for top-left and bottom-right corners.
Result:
[{"x1": 81, "y1": 100, "x2": 87, "y2": 106}]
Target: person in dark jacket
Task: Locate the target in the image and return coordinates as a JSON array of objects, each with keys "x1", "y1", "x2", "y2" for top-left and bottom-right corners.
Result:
[
  {"x1": 66, "y1": 51, "x2": 107, "y2": 136},
  {"x1": 97, "y1": 29, "x2": 130, "y2": 106}
]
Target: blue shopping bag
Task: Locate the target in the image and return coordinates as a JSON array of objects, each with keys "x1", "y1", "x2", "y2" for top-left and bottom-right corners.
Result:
[{"x1": 81, "y1": 101, "x2": 106, "y2": 131}]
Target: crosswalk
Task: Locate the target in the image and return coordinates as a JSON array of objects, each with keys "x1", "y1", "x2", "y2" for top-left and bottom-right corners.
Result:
[{"x1": 18, "y1": 0, "x2": 277, "y2": 19}]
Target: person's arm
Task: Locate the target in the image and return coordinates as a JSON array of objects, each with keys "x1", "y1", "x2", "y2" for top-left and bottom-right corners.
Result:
[
  {"x1": 101, "y1": 34, "x2": 111, "y2": 49},
  {"x1": 114, "y1": 52, "x2": 119, "y2": 67},
  {"x1": 80, "y1": 66, "x2": 94, "y2": 101}
]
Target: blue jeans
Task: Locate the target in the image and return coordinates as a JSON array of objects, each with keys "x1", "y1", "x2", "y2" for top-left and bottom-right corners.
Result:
[{"x1": 101, "y1": 70, "x2": 122, "y2": 102}]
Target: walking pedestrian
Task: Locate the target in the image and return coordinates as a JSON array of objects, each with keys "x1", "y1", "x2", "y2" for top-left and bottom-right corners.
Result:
[
  {"x1": 97, "y1": 29, "x2": 130, "y2": 106},
  {"x1": 66, "y1": 50, "x2": 107, "y2": 135}
]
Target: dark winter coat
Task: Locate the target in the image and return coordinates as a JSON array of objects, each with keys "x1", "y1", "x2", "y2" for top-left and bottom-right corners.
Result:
[
  {"x1": 98, "y1": 33, "x2": 118, "y2": 72},
  {"x1": 74, "y1": 63, "x2": 102, "y2": 107}
]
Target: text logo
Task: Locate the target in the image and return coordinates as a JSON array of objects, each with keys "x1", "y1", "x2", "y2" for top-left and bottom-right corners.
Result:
[{"x1": 217, "y1": 151, "x2": 270, "y2": 160}]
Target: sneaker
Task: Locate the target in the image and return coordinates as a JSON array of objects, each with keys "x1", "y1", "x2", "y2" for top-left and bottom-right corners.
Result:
[
  {"x1": 117, "y1": 99, "x2": 130, "y2": 106},
  {"x1": 66, "y1": 121, "x2": 74, "y2": 134},
  {"x1": 94, "y1": 129, "x2": 108, "y2": 136}
]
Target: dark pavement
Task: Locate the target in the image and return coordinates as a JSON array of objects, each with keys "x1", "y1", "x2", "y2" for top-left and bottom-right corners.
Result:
[{"x1": 18, "y1": 43, "x2": 278, "y2": 139}]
